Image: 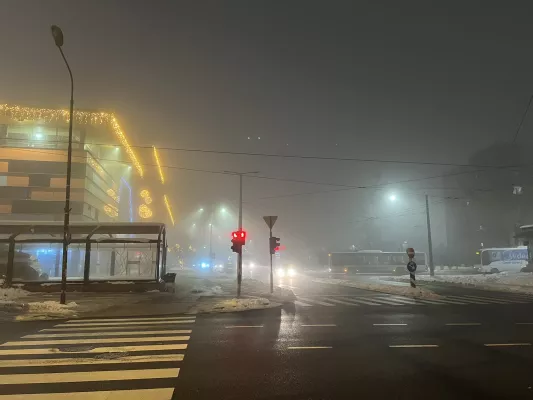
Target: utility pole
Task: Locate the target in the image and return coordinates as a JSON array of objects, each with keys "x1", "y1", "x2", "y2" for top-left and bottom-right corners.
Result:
[
  {"x1": 238, "y1": 174, "x2": 243, "y2": 297},
  {"x1": 225, "y1": 170, "x2": 259, "y2": 298},
  {"x1": 425, "y1": 194, "x2": 435, "y2": 277},
  {"x1": 209, "y1": 203, "x2": 213, "y2": 271},
  {"x1": 51, "y1": 25, "x2": 74, "y2": 305}
]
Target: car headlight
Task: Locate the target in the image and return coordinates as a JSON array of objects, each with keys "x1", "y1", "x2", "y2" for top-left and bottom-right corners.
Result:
[
  {"x1": 276, "y1": 268, "x2": 285, "y2": 277},
  {"x1": 288, "y1": 268, "x2": 296, "y2": 277}
]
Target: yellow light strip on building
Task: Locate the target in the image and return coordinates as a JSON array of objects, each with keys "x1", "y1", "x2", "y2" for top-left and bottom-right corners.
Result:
[
  {"x1": 153, "y1": 146, "x2": 165, "y2": 184},
  {"x1": 164, "y1": 195, "x2": 175, "y2": 226},
  {"x1": 0, "y1": 104, "x2": 144, "y2": 177}
]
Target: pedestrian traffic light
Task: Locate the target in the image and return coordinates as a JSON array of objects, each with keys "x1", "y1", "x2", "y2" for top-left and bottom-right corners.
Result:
[
  {"x1": 269, "y1": 236, "x2": 280, "y2": 254},
  {"x1": 231, "y1": 230, "x2": 246, "y2": 253}
]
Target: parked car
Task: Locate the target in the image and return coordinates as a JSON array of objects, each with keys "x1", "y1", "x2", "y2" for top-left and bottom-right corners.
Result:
[{"x1": 0, "y1": 251, "x2": 48, "y2": 281}]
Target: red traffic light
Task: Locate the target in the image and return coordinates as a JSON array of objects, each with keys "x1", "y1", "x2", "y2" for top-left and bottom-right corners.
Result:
[{"x1": 232, "y1": 230, "x2": 246, "y2": 239}]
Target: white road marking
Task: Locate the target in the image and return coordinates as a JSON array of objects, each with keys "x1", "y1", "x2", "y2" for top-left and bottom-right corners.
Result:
[
  {"x1": 463, "y1": 295, "x2": 526, "y2": 304},
  {"x1": 0, "y1": 354, "x2": 184, "y2": 367},
  {"x1": 445, "y1": 323, "x2": 481, "y2": 326},
  {"x1": 54, "y1": 320, "x2": 196, "y2": 327},
  {"x1": 444, "y1": 296, "x2": 490, "y2": 305},
  {"x1": 337, "y1": 297, "x2": 381, "y2": 306},
  {"x1": 294, "y1": 300, "x2": 313, "y2": 307},
  {"x1": 25, "y1": 330, "x2": 192, "y2": 338},
  {"x1": 1, "y1": 335, "x2": 190, "y2": 347},
  {"x1": 373, "y1": 323, "x2": 407, "y2": 326},
  {"x1": 321, "y1": 297, "x2": 360, "y2": 306},
  {"x1": 297, "y1": 297, "x2": 336, "y2": 306},
  {"x1": 515, "y1": 323, "x2": 533, "y2": 325},
  {"x1": 64, "y1": 316, "x2": 195, "y2": 323},
  {"x1": 0, "y1": 343, "x2": 187, "y2": 356},
  {"x1": 379, "y1": 297, "x2": 419, "y2": 305},
  {"x1": 484, "y1": 343, "x2": 531, "y2": 347},
  {"x1": 301, "y1": 324, "x2": 337, "y2": 327},
  {"x1": 288, "y1": 346, "x2": 332, "y2": 349},
  {"x1": 0, "y1": 368, "x2": 179, "y2": 385},
  {"x1": 0, "y1": 388, "x2": 175, "y2": 399},
  {"x1": 364, "y1": 297, "x2": 404, "y2": 305},
  {"x1": 389, "y1": 345, "x2": 439, "y2": 348},
  {"x1": 225, "y1": 325, "x2": 263, "y2": 328}
]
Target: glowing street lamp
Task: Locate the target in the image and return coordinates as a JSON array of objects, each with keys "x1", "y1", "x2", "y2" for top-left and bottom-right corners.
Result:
[{"x1": 389, "y1": 194, "x2": 397, "y2": 202}]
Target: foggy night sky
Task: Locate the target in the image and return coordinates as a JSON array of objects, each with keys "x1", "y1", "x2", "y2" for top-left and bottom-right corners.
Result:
[{"x1": 2, "y1": 0, "x2": 533, "y2": 252}]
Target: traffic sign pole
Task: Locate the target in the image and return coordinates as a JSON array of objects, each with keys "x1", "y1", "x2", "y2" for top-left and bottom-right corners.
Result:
[
  {"x1": 263, "y1": 216, "x2": 278, "y2": 294},
  {"x1": 406, "y1": 248, "x2": 417, "y2": 288},
  {"x1": 269, "y1": 227, "x2": 273, "y2": 294}
]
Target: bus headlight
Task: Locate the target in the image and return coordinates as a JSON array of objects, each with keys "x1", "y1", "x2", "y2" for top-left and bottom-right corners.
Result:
[
  {"x1": 276, "y1": 268, "x2": 285, "y2": 277},
  {"x1": 288, "y1": 268, "x2": 296, "y2": 277}
]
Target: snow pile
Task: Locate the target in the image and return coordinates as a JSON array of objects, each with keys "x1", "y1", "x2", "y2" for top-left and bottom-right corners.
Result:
[
  {"x1": 27, "y1": 301, "x2": 78, "y2": 315},
  {"x1": 192, "y1": 297, "x2": 279, "y2": 313},
  {"x1": 191, "y1": 285, "x2": 224, "y2": 297},
  {"x1": 312, "y1": 277, "x2": 442, "y2": 299},
  {"x1": 0, "y1": 285, "x2": 29, "y2": 302},
  {"x1": 389, "y1": 273, "x2": 533, "y2": 294}
]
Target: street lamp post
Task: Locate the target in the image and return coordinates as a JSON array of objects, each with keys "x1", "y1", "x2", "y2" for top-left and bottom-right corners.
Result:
[{"x1": 51, "y1": 25, "x2": 74, "y2": 305}]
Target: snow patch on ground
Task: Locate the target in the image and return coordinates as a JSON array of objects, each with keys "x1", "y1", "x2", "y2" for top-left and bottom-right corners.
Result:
[
  {"x1": 312, "y1": 277, "x2": 442, "y2": 299},
  {"x1": 191, "y1": 285, "x2": 224, "y2": 297},
  {"x1": 191, "y1": 297, "x2": 279, "y2": 313},
  {"x1": 0, "y1": 285, "x2": 29, "y2": 301},
  {"x1": 27, "y1": 301, "x2": 78, "y2": 313},
  {"x1": 388, "y1": 273, "x2": 533, "y2": 294}
]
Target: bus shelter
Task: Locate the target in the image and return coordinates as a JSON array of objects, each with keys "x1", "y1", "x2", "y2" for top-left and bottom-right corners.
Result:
[{"x1": 0, "y1": 222, "x2": 167, "y2": 286}]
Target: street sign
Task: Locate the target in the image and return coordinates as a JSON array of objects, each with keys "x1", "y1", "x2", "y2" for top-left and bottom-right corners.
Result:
[
  {"x1": 406, "y1": 247, "x2": 415, "y2": 259},
  {"x1": 263, "y1": 216, "x2": 278, "y2": 230},
  {"x1": 407, "y1": 260, "x2": 417, "y2": 272}
]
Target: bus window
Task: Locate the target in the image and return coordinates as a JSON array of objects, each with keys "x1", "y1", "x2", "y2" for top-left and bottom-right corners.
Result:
[{"x1": 378, "y1": 254, "x2": 391, "y2": 265}]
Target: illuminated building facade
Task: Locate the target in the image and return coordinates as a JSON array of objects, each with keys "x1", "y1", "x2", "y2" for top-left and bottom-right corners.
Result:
[
  {"x1": 0, "y1": 104, "x2": 176, "y2": 229},
  {"x1": 0, "y1": 104, "x2": 140, "y2": 223}
]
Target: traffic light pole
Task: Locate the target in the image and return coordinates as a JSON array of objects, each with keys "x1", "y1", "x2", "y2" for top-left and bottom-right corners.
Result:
[
  {"x1": 237, "y1": 174, "x2": 243, "y2": 298},
  {"x1": 425, "y1": 194, "x2": 435, "y2": 277}
]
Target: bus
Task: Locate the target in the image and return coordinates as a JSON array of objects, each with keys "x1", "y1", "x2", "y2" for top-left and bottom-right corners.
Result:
[
  {"x1": 329, "y1": 250, "x2": 427, "y2": 274},
  {"x1": 478, "y1": 247, "x2": 528, "y2": 274}
]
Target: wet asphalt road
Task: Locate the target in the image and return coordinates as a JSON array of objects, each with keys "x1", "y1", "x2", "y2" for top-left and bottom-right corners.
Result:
[
  {"x1": 3, "y1": 276, "x2": 533, "y2": 399},
  {"x1": 175, "y1": 276, "x2": 533, "y2": 399}
]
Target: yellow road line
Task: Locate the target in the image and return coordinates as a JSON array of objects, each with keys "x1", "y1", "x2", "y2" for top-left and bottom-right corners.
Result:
[
  {"x1": 389, "y1": 345, "x2": 439, "y2": 348},
  {"x1": 287, "y1": 346, "x2": 332, "y2": 349},
  {"x1": 484, "y1": 343, "x2": 531, "y2": 347}
]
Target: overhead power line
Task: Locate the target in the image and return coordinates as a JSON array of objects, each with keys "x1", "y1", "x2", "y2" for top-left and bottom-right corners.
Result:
[{"x1": 3, "y1": 138, "x2": 532, "y2": 169}]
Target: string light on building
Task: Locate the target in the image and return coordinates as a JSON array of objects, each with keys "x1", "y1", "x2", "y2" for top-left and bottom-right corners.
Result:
[
  {"x1": 106, "y1": 188, "x2": 119, "y2": 203},
  {"x1": 140, "y1": 189, "x2": 150, "y2": 199},
  {"x1": 153, "y1": 146, "x2": 165, "y2": 184},
  {"x1": 164, "y1": 194, "x2": 175, "y2": 226},
  {"x1": 138, "y1": 204, "x2": 153, "y2": 219},
  {"x1": 104, "y1": 204, "x2": 119, "y2": 218},
  {"x1": 0, "y1": 104, "x2": 143, "y2": 177}
]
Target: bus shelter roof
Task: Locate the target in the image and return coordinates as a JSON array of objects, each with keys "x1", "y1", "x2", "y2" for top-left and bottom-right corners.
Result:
[{"x1": 0, "y1": 221, "x2": 165, "y2": 240}]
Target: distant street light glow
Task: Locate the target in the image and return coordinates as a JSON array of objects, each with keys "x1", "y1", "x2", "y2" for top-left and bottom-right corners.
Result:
[{"x1": 389, "y1": 194, "x2": 397, "y2": 202}]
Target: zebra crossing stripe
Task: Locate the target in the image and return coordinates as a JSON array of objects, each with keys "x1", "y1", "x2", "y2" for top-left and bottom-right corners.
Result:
[
  {"x1": 444, "y1": 296, "x2": 491, "y2": 305},
  {"x1": 0, "y1": 388, "x2": 175, "y2": 399},
  {"x1": 0, "y1": 368, "x2": 180, "y2": 385},
  {"x1": 297, "y1": 297, "x2": 336, "y2": 306},
  {"x1": 337, "y1": 297, "x2": 382, "y2": 306},
  {"x1": 1, "y1": 335, "x2": 190, "y2": 347},
  {"x1": 294, "y1": 300, "x2": 313, "y2": 307},
  {"x1": 462, "y1": 295, "x2": 526, "y2": 304},
  {"x1": 364, "y1": 297, "x2": 406, "y2": 305},
  {"x1": 323, "y1": 297, "x2": 360, "y2": 306}
]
